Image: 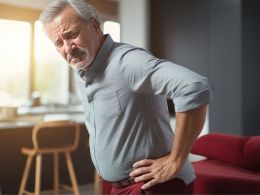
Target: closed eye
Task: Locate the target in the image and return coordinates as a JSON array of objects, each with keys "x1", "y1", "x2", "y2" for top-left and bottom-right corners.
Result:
[
  {"x1": 55, "y1": 40, "x2": 63, "y2": 48},
  {"x1": 64, "y1": 31, "x2": 79, "y2": 39}
]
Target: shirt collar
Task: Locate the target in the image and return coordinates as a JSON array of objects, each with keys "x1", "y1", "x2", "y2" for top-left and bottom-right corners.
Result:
[{"x1": 77, "y1": 34, "x2": 114, "y2": 83}]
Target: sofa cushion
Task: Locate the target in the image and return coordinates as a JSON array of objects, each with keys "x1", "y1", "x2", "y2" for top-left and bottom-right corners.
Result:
[
  {"x1": 191, "y1": 133, "x2": 250, "y2": 168},
  {"x1": 242, "y1": 136, "x2": 260, "y2": 171},
  {"x1": 192, "y1": 160, "x2": 260, "y2": 194}
]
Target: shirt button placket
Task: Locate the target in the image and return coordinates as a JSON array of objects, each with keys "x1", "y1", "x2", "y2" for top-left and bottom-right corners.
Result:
[{"x1": 88, "y1": 95, "x2": 101, "y2": 176}]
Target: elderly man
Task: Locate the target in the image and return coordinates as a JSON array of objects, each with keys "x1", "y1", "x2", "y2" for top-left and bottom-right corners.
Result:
[{"x1": 40, "y1": 0, "x2": 212, "y2": 194}]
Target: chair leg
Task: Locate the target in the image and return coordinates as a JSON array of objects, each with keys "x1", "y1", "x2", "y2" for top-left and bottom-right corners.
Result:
[
  {"x1": 65, "y1": 152, "x2": 80, "y2": 195},
  {"x1": 53, "y1": 152, "x2": 59, "y2": 195},
  {"x1": 94, "y1": 170, "x2": 100, "y2": 195},
  {"x1": 19, "y1": 156, "x2": 33, "y2": 195},
  {"x1": 35, "y1": 154, "x2": 42, "y2": 195}
]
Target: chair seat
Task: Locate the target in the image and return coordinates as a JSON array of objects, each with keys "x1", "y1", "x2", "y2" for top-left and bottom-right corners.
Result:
[
  {"x1": 193, "y1": 159, "x2": 260, "y2": 194},
  {"x1": 21, "y1": 145, "x2": 74, "y2": 155}
]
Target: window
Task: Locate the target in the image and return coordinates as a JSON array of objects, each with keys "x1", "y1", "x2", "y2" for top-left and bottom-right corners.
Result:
[
  {"x1": 103, "y1": 21, "x2": 120, "y2": 42},
  {"x1": 0, "y1": 19, "x2": 31, "y2": 106},
  {"x1": 34, "y1": 20, "x2": 69, "y2": 105},
  {"x1": 0, "y1": 19, "x2": 121, "y2": 107}
]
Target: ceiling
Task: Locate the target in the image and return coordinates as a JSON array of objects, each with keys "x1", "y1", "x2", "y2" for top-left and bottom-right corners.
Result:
[
  {"x1": 0, "y1": 0, "x2": 118, "y2": 10},
  {"x1": 0, "y1": 0, "x2": 52, "y2": 10}
]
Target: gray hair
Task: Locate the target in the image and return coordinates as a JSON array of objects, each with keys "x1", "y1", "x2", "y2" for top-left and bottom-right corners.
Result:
[{"x1": 40, "y1": 0, "x2": 100, "y2": 25}]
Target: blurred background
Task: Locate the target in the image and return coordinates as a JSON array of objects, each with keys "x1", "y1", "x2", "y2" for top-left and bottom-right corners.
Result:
[{"x1": 0, "y1": 0, "x2": 259, "y2": 193}]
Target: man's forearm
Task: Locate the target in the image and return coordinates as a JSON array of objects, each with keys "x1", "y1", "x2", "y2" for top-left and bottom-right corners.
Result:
[
  {"x1": 169, "y1": 104, "x2": 208, "y2": 171},
  {"x1": 130, "y1": 104, "x2": 208, "y2": 190}
]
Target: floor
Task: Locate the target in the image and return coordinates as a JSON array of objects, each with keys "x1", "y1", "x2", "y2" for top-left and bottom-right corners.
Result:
[
  {"x1": 78, "y1": 183, "x2": 96, "y2": 195},
  {"x1": 76, "y1": 183, "x2": 95, "y2": 195},
  {"x1": 40, "y1": 183, "x2": 98, "y2": 195},
  {"x1": 0, "y1": 183, "x2": 97, "y2": 195}
]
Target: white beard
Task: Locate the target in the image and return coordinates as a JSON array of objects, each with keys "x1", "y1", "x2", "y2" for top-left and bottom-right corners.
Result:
[{"x1": 69, "y1": 50, "x2": 94, "y2": 71}]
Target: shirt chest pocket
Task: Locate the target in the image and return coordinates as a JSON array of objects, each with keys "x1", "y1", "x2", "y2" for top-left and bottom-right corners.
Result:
[{"x1": 93, "y1": 91, "x2": 122, "y2": 119}]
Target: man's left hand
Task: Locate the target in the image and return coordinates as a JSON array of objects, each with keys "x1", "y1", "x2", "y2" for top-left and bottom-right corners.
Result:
[{"x1": 129, "y1": 154, "x2": 179, "y2": 190}]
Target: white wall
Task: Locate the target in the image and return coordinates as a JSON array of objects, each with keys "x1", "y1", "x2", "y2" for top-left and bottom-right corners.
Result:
[{"x1": 119, "y1": 0, "x2": 149, "y2": 49}]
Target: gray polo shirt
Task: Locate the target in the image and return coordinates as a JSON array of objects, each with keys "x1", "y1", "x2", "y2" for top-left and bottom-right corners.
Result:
[{"x1": 75, "y1": 34, "x2": 212, "y2": 184}]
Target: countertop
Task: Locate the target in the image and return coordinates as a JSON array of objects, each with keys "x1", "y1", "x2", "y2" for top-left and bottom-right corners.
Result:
[{"x1": 0, "y1": 105, "x2": 85, "y2": 129}]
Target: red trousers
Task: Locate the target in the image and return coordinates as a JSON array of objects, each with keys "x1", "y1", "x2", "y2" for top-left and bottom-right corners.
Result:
[{"x1": 102, "y1": 178, "x2": 194, "y2": 195}]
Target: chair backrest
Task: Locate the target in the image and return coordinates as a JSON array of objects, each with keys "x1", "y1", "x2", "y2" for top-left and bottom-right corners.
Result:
[{"x1": 32, "y1": 120, "x2": 80, "y2": 151}]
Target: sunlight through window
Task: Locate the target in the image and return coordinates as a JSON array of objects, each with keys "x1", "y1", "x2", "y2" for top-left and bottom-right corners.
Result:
[
  {"x1": 103, "y1": 21, "x2": 120, "y2": 42},
  {"x1": 34, "y1": 20, "x2": 69, "y2": 105},
  {"x1": 0, "y1": 19, "x2": 31, "y2": 106}
]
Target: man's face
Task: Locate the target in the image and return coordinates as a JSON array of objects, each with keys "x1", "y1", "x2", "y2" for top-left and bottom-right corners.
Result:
[{"x1": 45, "y1": 6, "x2": 102, "y2": 71}]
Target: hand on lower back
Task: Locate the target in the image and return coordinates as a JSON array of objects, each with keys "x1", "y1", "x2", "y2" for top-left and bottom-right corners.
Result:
[{"x1": 129, "y1": 154, "x2": 179, "y2": 190}]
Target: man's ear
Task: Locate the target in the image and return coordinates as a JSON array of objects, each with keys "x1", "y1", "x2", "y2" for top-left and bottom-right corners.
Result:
[{"x1": 91, "y1": 18, "x2": 101, "y2": 33}]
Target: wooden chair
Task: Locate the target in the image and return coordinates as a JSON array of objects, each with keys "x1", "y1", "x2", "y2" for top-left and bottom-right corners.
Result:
[{"x1": 18, "y1": 120, "x2": 81, "y2": 195}]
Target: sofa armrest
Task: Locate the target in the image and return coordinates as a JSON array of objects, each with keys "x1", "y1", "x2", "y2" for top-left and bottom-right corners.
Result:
[
  {"x1": 191, "y1": 133, "x2": 249, "y2": 167},
  {"x1": 243, "y1": 136, "x2": 260, "y2": 171}
]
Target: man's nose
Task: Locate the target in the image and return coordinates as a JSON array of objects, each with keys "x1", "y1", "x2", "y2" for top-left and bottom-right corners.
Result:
[{"x1": 64, "y1": 40, "x2": 72, "y2": 54}]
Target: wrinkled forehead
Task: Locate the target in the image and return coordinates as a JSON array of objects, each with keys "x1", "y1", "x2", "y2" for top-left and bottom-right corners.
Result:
[{"x1": 45, "y1": 6, "x2": 85, "y2": 37}]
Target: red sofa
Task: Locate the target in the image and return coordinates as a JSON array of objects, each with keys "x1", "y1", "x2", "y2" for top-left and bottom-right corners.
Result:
[{"x1": 191, "y1": 133, "x2": 260, "y2": 194}]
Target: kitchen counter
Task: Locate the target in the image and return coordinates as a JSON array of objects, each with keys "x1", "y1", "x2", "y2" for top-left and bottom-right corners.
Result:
[
  {"x1": 0, "y1": 113, "x2": 85, "y2": 129},
  {"x1": 0, "y1": 105, "x2": 85, "y2": 129}
]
